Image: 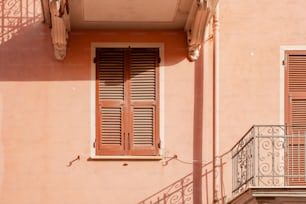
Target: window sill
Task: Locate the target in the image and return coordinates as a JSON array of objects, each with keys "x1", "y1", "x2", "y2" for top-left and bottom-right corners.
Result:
[{"x1": 88, "y1": 155, "x2": 163, "y2": 161}]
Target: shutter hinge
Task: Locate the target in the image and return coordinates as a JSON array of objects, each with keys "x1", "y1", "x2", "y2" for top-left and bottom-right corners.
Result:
[
  {"x1": 93, "y1": 57, "x2": 97, "y2": 64},
  {"x1": 158, "y1": 57, "x2": 161, "y2": 64},
  {"x1": 158, "y1": 141, "x2": 161, "y2": 148},
  {"x1": 282, "y1": 58, "x2": 286, "y2": 67},
  {"x1": 93, "y1": 140, "x2": 96, "y2": 148}
]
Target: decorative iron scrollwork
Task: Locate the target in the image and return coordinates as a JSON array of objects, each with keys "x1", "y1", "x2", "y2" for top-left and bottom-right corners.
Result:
[{"x1": 232, "y1": 125, "x2": 306, "y2": 196}]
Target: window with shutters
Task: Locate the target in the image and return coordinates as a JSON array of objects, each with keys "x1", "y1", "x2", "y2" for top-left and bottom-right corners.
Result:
[
  {"x1": 285, "y1": 51, "x2": 306, "y2": 131},
  {"x1": 95, "y1": 48, "x2": 160, "y2": 156},
  {"x1": 284, "y1": 50, "x2": 306, "y2": 185}
]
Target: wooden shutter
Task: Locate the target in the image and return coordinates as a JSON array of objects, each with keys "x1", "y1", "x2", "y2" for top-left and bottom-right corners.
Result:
[
  {"x1": 290, "y1": 98, "x2": 306, "y2": 133},
  {"x1": 285, "y1": 50, "x2": 306, "y2": 185},
  {"x1": 96, "y1": 48, "x2": 160, "y2": 156},
  {"x1": 128, "y1": 48, "x2": 160, "y2": 155},
  {"x1": 96, "y1": 48, "x2": 125, "y2": 155},
  {"x1": 287, "y1": 54, "x2": 306, "y2": 93},
  {"x1": 285, "y1": 51, "x2": 306, "y2": 133},
  {"x1": 287, "y1": 144, "x2": 306, "y2": 185}
]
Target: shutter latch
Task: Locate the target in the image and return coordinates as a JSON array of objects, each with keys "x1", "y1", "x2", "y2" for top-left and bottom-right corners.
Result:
[
  {"x1": 93, "y1": 140, "x2": 96, "y2": 148},
  {"x1": 93, "y1": 57, "x2": 97, "y2": 64}
]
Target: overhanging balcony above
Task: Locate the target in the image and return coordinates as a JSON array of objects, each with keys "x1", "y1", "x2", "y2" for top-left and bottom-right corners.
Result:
[{"x1": 41, "y1": 0, "x2": 217, "y2": 60}]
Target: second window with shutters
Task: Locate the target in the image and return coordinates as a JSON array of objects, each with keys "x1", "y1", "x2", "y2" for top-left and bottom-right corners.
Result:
[
  {"x1": 95, "y1": 48, "x2": 160, "y2": 156},
  {"x1": 284, "y1": 50, "x2": 306, "y2": 185}
]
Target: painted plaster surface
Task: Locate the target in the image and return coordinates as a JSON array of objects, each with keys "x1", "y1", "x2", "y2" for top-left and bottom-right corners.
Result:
[
  {"x1": 219, "y1": 0, "x2": 306, "y2": 149},
  {"x1": 0, "y1": 2, "x2": 200, "y2": 204},
  {"x1": 218, "y1": 0, "x2": 306, "y2": 201},
  {"x1": 2, "y1": 0, "x2": 306, "y2": 203}
]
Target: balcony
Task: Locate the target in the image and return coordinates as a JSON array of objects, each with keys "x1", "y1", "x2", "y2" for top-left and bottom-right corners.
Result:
[{"x1": 229, "y1": 125, "x2": 306, "y2": 204}]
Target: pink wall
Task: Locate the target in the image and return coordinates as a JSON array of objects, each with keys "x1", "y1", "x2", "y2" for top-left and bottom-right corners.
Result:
[
  {"x1": 3, "y1": 0, "x2": 306, "y2": 203},
  {"x1": 218, "y1": 0, "x2": 306, "y2": 201},
  {"x1": 219, "y1": 0, "x2": 306, "y2": 150},
  {"x1": 0, "y1": 8, "x2": 202, "y2": 204}
]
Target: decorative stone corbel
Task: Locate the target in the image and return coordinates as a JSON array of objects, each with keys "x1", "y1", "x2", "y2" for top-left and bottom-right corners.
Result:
[
  {"x1": 185, "y1": 0, "x2": 210, "y2": 61},
  {"x1": 49, "y1": 0, "x2": 70, "y2": 60}
]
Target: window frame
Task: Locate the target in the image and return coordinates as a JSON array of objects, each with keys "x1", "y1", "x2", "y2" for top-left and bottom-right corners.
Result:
[
  {"x1": 284, "y1": 50, "x2": 306, "y2": 128},
  {"x1": 280, "y1": 46, "x2": 306, "y2": 125},
  {"x1": 282, "y1": 48, "x2": 306, "y2": 185},
  {"x1": 90, "y1": 43, "x2": 165, "y2": 160}
]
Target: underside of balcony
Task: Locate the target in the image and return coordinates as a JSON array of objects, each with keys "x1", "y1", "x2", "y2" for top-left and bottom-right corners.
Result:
[
  {"x1": 40, "y1": 0, "x2": 217, "y2": 61},
  {"x1": 228, "y1": 187, "x2": 306, "y2": 204}
]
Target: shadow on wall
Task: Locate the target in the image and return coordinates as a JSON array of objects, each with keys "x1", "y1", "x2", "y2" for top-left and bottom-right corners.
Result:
[
  {"x1": 0, "y1": 0, "x2": 189, "y2": 82},
  {"x1": 138, "y1": 150, "x2": 232, "y2": 204},
  {"x1": 0, "y1": 0, "x2": 42, "y2": 45},
  {"x1": 0, "y1": 0, "x2": 81, "y2": 82}
]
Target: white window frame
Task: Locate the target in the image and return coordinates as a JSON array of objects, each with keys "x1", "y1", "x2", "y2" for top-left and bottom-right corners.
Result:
[
  {"x1": 279, "y1": 46, "x2": 306, "y2": 185},
  {"x1": 90, "y1": 43, "x2": 165, "y2": 159},
  {"x1": 280, "y1": 46, "x2": 306, "y2": 125}
]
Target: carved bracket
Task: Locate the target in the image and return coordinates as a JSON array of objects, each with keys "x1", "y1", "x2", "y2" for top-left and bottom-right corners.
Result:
[
  {"x1": 42, "y1": 0, "x2": 70, "y2": 60},
  {"x1": 185, "y1": 0, "x2": 211, "y2": 61}
]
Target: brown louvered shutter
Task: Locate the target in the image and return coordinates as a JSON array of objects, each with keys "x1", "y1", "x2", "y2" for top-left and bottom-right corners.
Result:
[
  {"x1": 287, "y1": 144, "x2": 306, "y2": 185},
  {"x1": 96, "y1": 48, "x2": 126, "y2": 155},
  {"x1": 285, "y1": 50, "x2": 306, "y2": 185},
  {"x1": 128, "y1": 48, "x2": 160, "y2": 155},
  {"x1": 96, "y1": 48, "x2": 159, "y2": 156}
]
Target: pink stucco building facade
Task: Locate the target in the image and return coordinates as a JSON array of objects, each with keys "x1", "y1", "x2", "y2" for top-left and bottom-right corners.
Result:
[{"x1": 1, "y1": 0, "x2": 306, "y2": 204}]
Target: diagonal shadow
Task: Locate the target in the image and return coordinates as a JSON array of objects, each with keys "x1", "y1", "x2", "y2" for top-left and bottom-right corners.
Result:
[
  {"x1": 137, "y1": 149, "x2": 232, "y2": 204},
  {"x1": 137, "y1": 161, "x2": 213, "y2": 204},
  {"x1": 0, "y1": 0, "x2": 42, "y2": 45}
]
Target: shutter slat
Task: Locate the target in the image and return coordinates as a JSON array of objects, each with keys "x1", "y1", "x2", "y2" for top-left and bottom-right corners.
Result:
[
  {"x1": 97, "y1": 49, "x2": 124, "y2": 100},
  {"x1": 130, "y1": 51, "x2": 156, "y2": 101},
  {"x1": 288, "y1": 144, "x2": 306, "y2": 185},
  {"x1": 101, "y1": 107, "x2": 122, "y2": 145},
  {"x1": 288, "y1": 55, "x2": 306, "y2": 92},
  {"x1": 133, "y1": 107, "x2": 154, "y2": 145},
  {"x1": 291, "y1": 99, "x2": 306, "y2": 134}
]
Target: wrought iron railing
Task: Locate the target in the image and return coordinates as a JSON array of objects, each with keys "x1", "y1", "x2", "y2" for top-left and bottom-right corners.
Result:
[{"x1": 232, "y1": 125, "x2": 306, "y2": 196}]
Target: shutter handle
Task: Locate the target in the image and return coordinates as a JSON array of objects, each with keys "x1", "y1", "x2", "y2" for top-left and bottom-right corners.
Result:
[
  {"x1": 123, "y1": 132, "x2": 126, "y2": 150},
  {"x1": 127, "y1": 133, "x2": 131, "y2": 150},
  {"x1": 123, "y1": 133, "x2": 130, "y2": 150}
]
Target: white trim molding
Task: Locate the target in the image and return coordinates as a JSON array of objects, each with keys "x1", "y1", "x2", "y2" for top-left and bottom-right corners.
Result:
[
  {"x1": 280, "y1": 46, "x2": 306, "y2": 125},
  {"x1": 90, "y1": 43, "x2": 165, "y2": 159}
]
